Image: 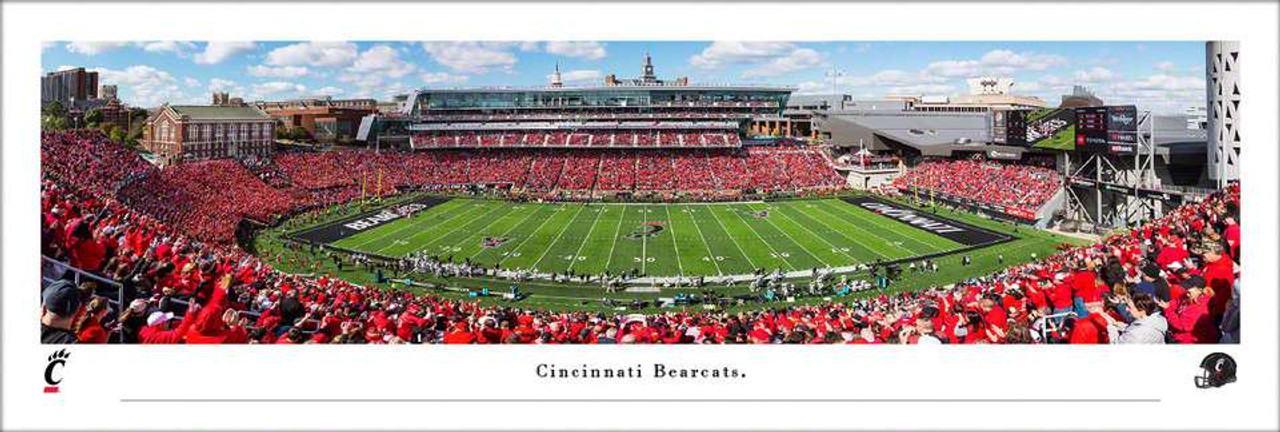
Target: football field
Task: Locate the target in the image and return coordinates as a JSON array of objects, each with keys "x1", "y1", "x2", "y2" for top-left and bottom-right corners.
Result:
[{"x1": 317, "y1": 197, "x2": 999, "y2": 278}]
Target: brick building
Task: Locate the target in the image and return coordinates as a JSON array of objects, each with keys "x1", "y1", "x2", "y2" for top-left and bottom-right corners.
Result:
[
  {"x1": 255, "y1": 97, "x2": 377, "y2": 143},
  {"x1": 42, "y1": 67, "x2": 99, "y2": 106},
  {"x1": 141, "y1": 105, "x2": 275, "y2": 163}
]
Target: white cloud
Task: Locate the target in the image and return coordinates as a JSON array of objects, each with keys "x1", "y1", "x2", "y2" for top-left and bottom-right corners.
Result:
[
  {"x1": 138, "y1": 41, "x2": 195, "y2": 54},
  {"x1": 979, "y1": 50, "x2": 1068, "y2": 73},
  {"x1": 265, "y1": 41, "x2": 357, "y2": 67},
  {"x1": 314, "y1": 86, "x2": 345, "y2": 96},
  {"x1": 347, "y1": 45, "x2": 415, "y2": 77},
  {"x1": 421, "y1": 42, "x2": 519, "y2": 73},
  {"x1": 1155, "y1": 61, "x2": 1176, "y2": 71},
  {"x1": 1111, "y1": 74, "x2": 1204, "y2": 92},
  {"x1": 42, "y1": 41, "x2": 55, "y2": 51},
  {"x1": 544, "y1": 41, "x2": 607, "y2": 60},
  {"x1": 66, "y1": 42, "x2": 130, "y2": 55},
  {"x1": 207, "y1": 78, "x2": 238, "y2": 92},
  {"x1": 184, "y1": 77, "x2": 201, "y2": 88},
  {"x1": 548, "y1": 69, "x2": 601, "y2": 83},
  {"x1": 91, "y1": 65, "x2": 191, "y2": 107},
  {"x1": 689, "y1": 41, "x2": 796, "y2": 69},
  {"x1": 1073, "y1": 66, "x2": 1116, "y2": 83},
  {"x1": 250, "y1": 81, "x2": 307, "y2": 98},
  {"x1": 247, "y1": 65, "x2": 310, "y2": 78},
  {"x1": 420, "y1": 71, "x2": 469, "y2": 85},
  {"x1": 924, "y1": 59, "x2": 981, "y2": 78},
  {"x1": 743, "y1": 48, "x2": 823, "y2": 78},
  {"x1": 56, "y1": 65, "x2": 78, "y2": 72},
  {"x1": 887, "y1": 84, "x2": 955, "y2": 96},
  {"x1": 194, "y1": 41, "x2": 257, "y2": 64}
]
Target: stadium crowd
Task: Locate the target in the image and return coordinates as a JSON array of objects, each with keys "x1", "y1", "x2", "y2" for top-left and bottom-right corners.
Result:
[
  {"x1": 40, "y1": 130, "x2": 1239, "y2": 344},
  {"x1": 892, "y1": 158, "x2": 1061, "y2": 213}
]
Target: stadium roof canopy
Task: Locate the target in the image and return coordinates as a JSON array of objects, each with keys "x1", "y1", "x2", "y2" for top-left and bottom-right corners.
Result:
[{"x1": 817, "y1": 111, "x2": 990, "y2": 155}]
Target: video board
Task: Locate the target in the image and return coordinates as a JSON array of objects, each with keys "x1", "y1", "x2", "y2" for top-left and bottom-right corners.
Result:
[
  {"x1": 1005, "y1": 108, "x2": 1077, "y2": 151},
  {"x1": 1005, "y1": 105, "x2": 1138, "y2": 153}
]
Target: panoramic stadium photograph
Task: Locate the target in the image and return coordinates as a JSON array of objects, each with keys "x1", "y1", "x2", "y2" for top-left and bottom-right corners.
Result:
[{"x1": 39, "y1": 40, "x2": 1241, "y2": 345}]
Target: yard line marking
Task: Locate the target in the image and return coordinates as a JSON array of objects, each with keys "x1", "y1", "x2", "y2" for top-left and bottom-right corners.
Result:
[
  {"x1": 663, "y1": 205, "x2": 686, "y2": 276},
  {"x1": 750, "y1": 203, "x2": 834, "y2": 268},
  {"x1": 603, "y1": 205, "x2": 627, "y2": 272},
  {"x1": 705, "y1": 204, "x2": 759, "y2": 270},
  {"x1": 769, "y1": 203, "x2": 861, "y2": 264},
  {"x1": 817, "y1": 200, "x2": 936, "y2": 254},
  {"x1": 403, "y1": 204, "x2": 514, "y2": 257},
  {"x1": 800, "y1": 203, "x2": 895, "y2": 260},
  {"x1": 565, "y1": 205, "x2": 606, "y2": 273},
  {"x1": 465, "y1": 204, "x2": 548, "y2": 260},
  {"x1": 497, "y1": 205, "x2": 568, "y2": 268},
  {"x1": 681, "y1": 204, "x2": 723, "y2": 275},
  {"x1": 376, "y1": 202, "x2": 508, "y2": 256},
  {"x1": 779, "y1": 202, "x2": 890, "y2": 260},
  {"x1": 530, "y1": 205, "x2": 588, "y2": 271},
  {"x1": 728, "y1": 204, "x2": 797, "y2": 271},
  {"x1": 350, "y1": 200, "x2": 474, "y2": 250},
  {"x1": 641, "y1": 206, "x2": 649, "y2": 274}
]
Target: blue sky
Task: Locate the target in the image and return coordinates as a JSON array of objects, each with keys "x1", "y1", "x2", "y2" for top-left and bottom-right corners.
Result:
[{"x1": 42, "y1": 41, "x2": 1206, "y2": 113}]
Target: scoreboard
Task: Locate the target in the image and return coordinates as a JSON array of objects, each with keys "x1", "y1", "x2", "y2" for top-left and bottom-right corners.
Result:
[
  {"x1": 1075, "y1": 105, "x2": 1137, "y2": 153},
  {"x1": 1005, "y1": 105, "x2": 1138, "y2": 153}
]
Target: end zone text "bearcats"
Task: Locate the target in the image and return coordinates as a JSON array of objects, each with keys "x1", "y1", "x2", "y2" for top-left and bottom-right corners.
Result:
[{"x1": 536, "y1": 364, "x2": 745, "y2": 379}]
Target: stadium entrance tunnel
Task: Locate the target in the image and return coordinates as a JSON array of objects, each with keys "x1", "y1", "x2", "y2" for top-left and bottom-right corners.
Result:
[{"x1": 840, "y1": 196, "x2": 1012, "y2": 247}]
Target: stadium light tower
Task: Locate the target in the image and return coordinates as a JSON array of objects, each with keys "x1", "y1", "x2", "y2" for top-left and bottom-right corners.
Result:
[{"x1": 825, "y1": 68, "x2": 846, "y2": 101}]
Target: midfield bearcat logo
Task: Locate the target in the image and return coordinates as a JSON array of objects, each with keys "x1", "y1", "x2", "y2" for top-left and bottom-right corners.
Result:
[
  {"x1": 625, "y1": 222, "x2": 665, "y2": 239},
  {"x1": 44, "y1": 349, "x2": 70, "y2": 394},
  {"x1": 481, "y1": 236, "x2": 511, "y2": 248},
  {"x1": 744, "y1": 210, "x2": 770, "y2": 219}
]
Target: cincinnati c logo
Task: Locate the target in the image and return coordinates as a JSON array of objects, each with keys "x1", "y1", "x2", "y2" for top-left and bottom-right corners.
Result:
[{"x1": 44, "y1": 349, "x2": 70, "y2": 393}]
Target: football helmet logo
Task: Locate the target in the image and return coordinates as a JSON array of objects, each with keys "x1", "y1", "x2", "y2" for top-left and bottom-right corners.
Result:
[{"x1": 1195, "y1": 352, "x2": 1237, "y2": 389}]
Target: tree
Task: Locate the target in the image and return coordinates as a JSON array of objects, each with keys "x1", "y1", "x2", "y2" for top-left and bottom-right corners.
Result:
[
  {"x1": 42, "y1": 101, "x2": 66, "y2": 118},
  {"x1": 109, "y1": 127, "x2": 127, "y2": 143},
  {"x1": 41, "y1": 115, "x2": 67, "y2": 131},
  {"x1": 84, "y1": 108, "x2": 103, "y2": 126}
]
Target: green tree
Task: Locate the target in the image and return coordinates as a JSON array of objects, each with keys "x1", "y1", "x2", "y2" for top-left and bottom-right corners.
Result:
[
  {"x1": 41, "y1": 115, "x2": 67, "y2": 131},
  {"x1": 84, "y1": 108, "x2": 103, "y2": 126},
  {"x1": 109, "y1": 127, "x2": 127, "y2": 143},
  {"x1": 42, "y1": 101, "x2": 66, "y2": 118}
]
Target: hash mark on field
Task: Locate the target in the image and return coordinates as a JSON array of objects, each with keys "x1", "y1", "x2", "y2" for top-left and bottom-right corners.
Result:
[
  {"x1": 728, "y1": 205, "x2": 797, "y2": 271},
  {"x1": 750, "y1": 203, "x2": 833, "y2": 268},
  {"x1": 663, "y1": 205, "x2": 685, "y2": 276},
  {"x1": 497, "y1": 205, "x2": 566, "y2": 269},
  {"x1": 408, "y1": 204, "x2": 515, "y2": 257},
  {"x1": 817, "y1": 200, "x2": 936, "y2": 254},
  {"x1": 379, "y1": 203, "x2": 506, "y2": 256},
  {"x1": 704, "y1": 205, "x2": 759, "y2": 270},
  {"x1": 465, "y1": 204, "x2": 546, "y2": 260},
  {"x1": 603, "y1": 205, "x2": 627, "y2": 272},
  {"x1": 682, "y1": 204, "x2": 723, "y2": 275},
  {"x1": 565, "y1": 205, "x2": 606, "y2": 273},
  {"x1": 530, "y1": 205, "x2": 588, "y2": 271},
  {"x1": 770, "y1": 203, "x2": 860, "y2": 264},
  {"x1": 349, "y1": 200, "x2": 470, "y2": 250}
]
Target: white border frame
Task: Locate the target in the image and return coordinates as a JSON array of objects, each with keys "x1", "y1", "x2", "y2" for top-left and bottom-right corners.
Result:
[{"x1": 4, "y1": 2, "x2": 1278, "y2": 430}]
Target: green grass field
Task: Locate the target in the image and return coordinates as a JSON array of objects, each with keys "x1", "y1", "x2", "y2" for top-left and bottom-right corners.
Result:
[
  {"x1": 254, "y1": 195, "x2": 1089, "y2": 312},
  {"x1": 328, "y1": 198, "x2": 966, "y2": 277}
]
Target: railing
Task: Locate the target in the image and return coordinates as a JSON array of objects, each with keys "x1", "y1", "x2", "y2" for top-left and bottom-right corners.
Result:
[{"x1": 42, "y1": 255, "x2": 124, "y2": 310}]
